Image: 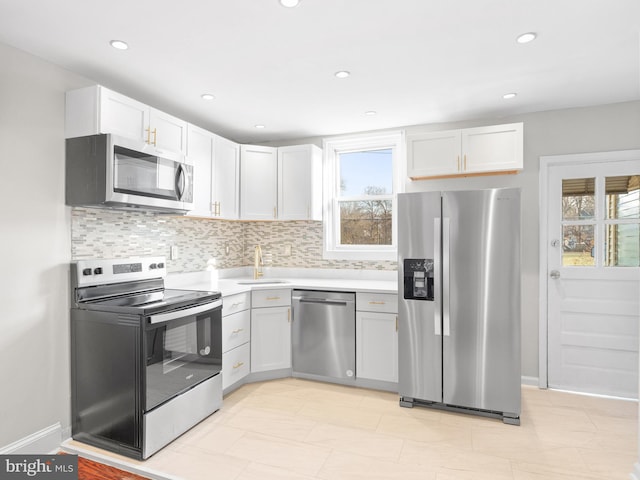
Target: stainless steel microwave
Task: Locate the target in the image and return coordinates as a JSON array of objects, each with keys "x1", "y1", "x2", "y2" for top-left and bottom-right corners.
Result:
[{"x1": 66, "y1": 133, "x2": 194, "y2": 214}]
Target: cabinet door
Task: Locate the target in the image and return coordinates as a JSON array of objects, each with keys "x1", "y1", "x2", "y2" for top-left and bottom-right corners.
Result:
[
  {"x1": 406, "y1": 130, "x2": 461, "y2": 179},
  {"x1": 356, "y1": 311, "x2": 398, "y2": 383},
  {"x1": 186, "y1": 125, "x2": 214, "y2": 217},
  {"x1": 277, "y1": 145, "x2": 322, "y2": 220},
  {"x1": 149, "y1": 108, "x2": 188, "y2": 156},
  {"x1": 99, "y1": 87, "x2": 150, "y2": 142},
  {"x1": 223, "y1": 342, "x2": 250, "y2": 390},
  {"x1": 222, "y1": 309, "x2": 251, "y2": 353},
  {"x1": 213, "y1": 135, "x2": 240, "y2": 219},
  {"x1": 461, "y1": 123, "x2": 523, "y2": 173},
  {"x1": 251, "y1": 306, "x2": 292, "y2": 372},
  {"x1": 240, "y1": 145, "x2": 278, "y2": 220}
]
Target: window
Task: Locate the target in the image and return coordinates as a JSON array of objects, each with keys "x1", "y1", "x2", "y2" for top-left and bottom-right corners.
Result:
[
  {"x1": 561, "y1": 174, "x2": 640, "y2": 267},
  {"x1": 323, "y1": 132, "x2": 404, "y2": 260}
]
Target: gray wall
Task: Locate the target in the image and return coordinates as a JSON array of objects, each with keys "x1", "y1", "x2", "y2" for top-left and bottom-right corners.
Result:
[
  {"x1": 0, "y1": 37, "x2": 638, "y2": 450},
  {"x1": 269, "y1": 102, "x2": 640, "y2": 379},
  {"x1": 0, "y1": 43, "x2": 91, "y2": 447}
]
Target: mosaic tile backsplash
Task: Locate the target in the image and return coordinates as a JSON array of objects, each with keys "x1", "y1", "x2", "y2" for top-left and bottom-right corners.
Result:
[{"x1": 71, "y1": 208, "x2": 397, "y2": 273}]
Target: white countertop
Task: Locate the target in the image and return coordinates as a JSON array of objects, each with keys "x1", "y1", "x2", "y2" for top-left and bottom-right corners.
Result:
[{"x1": 165, "y1": 268, "x2": 398, "y2": 297}]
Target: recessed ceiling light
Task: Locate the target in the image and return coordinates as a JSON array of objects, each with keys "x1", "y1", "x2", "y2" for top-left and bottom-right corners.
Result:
[
  {"x1": 279, "y1": 0, "x2": 300, "y2": 7},
  {"x1": 109, "y1": 40, "x2": 129, "y2": 50},
  {"x1": 201, "y1": 93, "x2": 215, "y2": 101},
  {"x1": 364, "y1": 111, "x2": 377, "y2": 116},
  {"x1": 516, "y1": 32, "x2": 537, "y2": 44},
  {"x1": 254, "y1": 124, "x2": 266, "y2": 129},
  {"x1": 503, "y1": 92, "x2": 517, "y2": 99},
  {"x1": 335, "y1": 70, "x2": 350, "y2": 79}
]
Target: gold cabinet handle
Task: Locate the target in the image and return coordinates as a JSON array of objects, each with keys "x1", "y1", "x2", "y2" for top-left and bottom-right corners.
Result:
[
  {"x1": 266, "y1": 296, "x2": 280, "y2": 301},
  {"x1": 231, "y1": 328, "x2": 244, "y2": 334},
  {"x1": 457, "y1": 155, "x2": 460, "y2": 171},
  {"x1": 151, "y1": 128, "x2": 157, "y2": 146},
  {"x1": 273, "y1": 206, "x2": 277, "y2": 219},
  {"x1": 216, "y1": 202, "x2": 221, "y2": 216},
  {"x1": 232, "y1": 361, "x2": 244, "y2": 369},
  {"x1": 369, "y1": 301, "x2": 386, "y2": 305},
  {"x1": 464, "y1": 154, "x2": 467, "y2": 170},
  {"x1": 288, "y1": 308, "x2": 291, "y2": 323}
]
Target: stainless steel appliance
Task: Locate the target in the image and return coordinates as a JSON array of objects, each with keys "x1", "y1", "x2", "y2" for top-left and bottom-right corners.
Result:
[
  {"x1": 70, "y1": 257, "x2": 222, "y2": 459},
  {"x1": 292, "y1": 290, "x2": 356, "y2": 383},
  {"x1": 398, "y1": 188, "x2": 521, "y2": 425},
  {"x1": 66, "y1": 133, "x2": 194, "y2": 214}
]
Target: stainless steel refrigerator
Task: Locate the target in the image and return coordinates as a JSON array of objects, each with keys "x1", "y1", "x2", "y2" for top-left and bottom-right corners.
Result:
[{"x1": 398, "y1": 188, "x2": 521, "y2": 425}]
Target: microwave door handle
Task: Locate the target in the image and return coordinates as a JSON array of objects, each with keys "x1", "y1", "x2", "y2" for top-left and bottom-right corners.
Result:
[{"x1": 175, "y1": 164, "x2": 186, "y2": 200}]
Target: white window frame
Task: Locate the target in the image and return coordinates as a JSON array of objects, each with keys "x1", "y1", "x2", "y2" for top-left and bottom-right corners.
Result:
[{"x1": 322, "y1": 131, "x2": 405, "y2": 261}]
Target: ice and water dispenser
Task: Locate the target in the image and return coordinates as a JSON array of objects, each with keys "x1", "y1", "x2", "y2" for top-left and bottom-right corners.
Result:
[{"x1": 403, "y1": 259, "x2": 434, "y2": 300}]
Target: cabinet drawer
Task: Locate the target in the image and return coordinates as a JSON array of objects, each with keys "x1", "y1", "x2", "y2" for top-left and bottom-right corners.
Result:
[
  {"x1": 223, "y1": 292, "x2": 251, "y2": 317},
  {"x1": 252, "y1": 288, "x2": 291, "y2": 308},
  {"x1": 222, "y1": 342, "x2": 250, "y2": 391},
  {"x1": 356, "y1": 292, "x2": 398, "y2": 313},
  {"x1": 222, "y1": 309, "x2": 250, "y2": 353}
]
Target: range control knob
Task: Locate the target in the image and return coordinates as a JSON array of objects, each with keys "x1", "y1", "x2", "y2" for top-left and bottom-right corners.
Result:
[
  {"x1": 93, "y1": 267, "x2": 103, "y2": 275},
  {"x1": 149, "y1": 263, "x2": 157, "y2": 270},
  {"x1": 82, "y1": 268, "x2": 92, "y2": 276},
  {"x1": 157, "y1": 262, "x2": 165, "y2": 269}
]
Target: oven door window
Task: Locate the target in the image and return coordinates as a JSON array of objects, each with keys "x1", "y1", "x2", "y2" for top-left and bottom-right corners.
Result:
[
  {"x1": 145, "y1": 308, "x2": 221, "y2": 411},
  {"x1": 114, "y1": 146, "x2": 184, "y2": 201}
]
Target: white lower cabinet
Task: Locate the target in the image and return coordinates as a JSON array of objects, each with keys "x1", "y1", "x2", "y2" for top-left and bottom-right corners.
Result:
[
  {"x1": 355, "y1": 293, "x2": 398, "y2": 383},
  {"x1": 250, "y1": 289, "x2": 292, "y2": 373},
  {"x1": 222, "y1": 343, "x2": 250, "y2": 391},
  {"x1": 222, "y1": 292, "x2": 251, "y2": 391}
]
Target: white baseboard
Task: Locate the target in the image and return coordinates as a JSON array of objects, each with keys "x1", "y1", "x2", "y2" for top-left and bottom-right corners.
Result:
[
  {"x1": 521, "y1": 376, "x2": 539, "y2": 386},
  {"x1": 0, "y1": 423, "x2": 63, "y2": 455}
]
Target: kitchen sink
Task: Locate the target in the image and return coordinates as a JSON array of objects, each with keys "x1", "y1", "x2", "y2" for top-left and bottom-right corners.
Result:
[{"x1": 236, "y1": 279, "x2": 289, "y2": 285}]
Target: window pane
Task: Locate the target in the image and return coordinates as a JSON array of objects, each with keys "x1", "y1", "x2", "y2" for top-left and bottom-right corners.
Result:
[
  {"x1": 605, "y1": 224, "x2": 640, "y2": 267},
  {"x1": 562, "y1": 224, "x2": 595, "y2": 266},
  {"x1": 606, "y1": 175, "x2": 640, "y2": 219},
  {"x1": 339, "y1": 149, "x2": 392, "y2": 196},
  {"x1": 562, "y1": 178, "x2": 595, "y2": 220},
  {"x1": 340, "y1": 200, "x2": 392, "y2": 245}
]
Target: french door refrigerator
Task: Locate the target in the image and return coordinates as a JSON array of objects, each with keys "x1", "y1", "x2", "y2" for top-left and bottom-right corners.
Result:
[{"x1": 398, "y1": 188, "x2": 521, "y2": 425}]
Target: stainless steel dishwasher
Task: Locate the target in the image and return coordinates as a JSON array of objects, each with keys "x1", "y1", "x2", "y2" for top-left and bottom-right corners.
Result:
[{"x1": 292, "y1": 290, "x2": 356, "y2": 382}]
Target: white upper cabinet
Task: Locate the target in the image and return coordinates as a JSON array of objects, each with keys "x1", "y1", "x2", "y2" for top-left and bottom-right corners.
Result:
[
  {"x1": 65, "y1": 85, "x2": 188, "y2": 157},
  {"x1": 406, "y1": 129, "x2": 462, "y2": 178},
  {"x1": 186, "y1": 124, "x2": 214, "y2": 217},
  {"x1": 461, "y1": 123, "x2": 523, "y2": 173},
  {"x1": 240, "y1": 145, "x2": 278, "y2": 220},
  {"x1": 213, "y1": 135, "x2": 241, "y2": 220},
  {"x1": 277, "y1": 144, "x2": 322, "y2": 221},
  {"x1": 406, "y1": 122, "x2": 523, "y2": 179}
]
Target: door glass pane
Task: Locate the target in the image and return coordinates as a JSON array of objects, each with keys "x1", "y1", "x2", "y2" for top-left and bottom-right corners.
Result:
[
  {"x1": 340, "y1": 200, "x2": 392, "y2": 245},
  {"x1": 606, "y1": 175, "x2": 640, "y2": 219},
  {"x1": 562, "y1": 178, "x2": 595, "y2": 220},
  {"x1": 605, "y1": 224, "x2": 640, "y2": 266},
  {"x1": 562, "y1": 224, "x2": 595, "y2": 266}
]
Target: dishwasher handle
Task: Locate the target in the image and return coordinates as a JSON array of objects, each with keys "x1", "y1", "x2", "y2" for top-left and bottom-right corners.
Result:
[{"x1": 294, "y1": 297, "x2": 352, "y2": 307}]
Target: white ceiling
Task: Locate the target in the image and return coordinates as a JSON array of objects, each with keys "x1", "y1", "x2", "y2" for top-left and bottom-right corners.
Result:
[{"x1": 0, "y1": 0, "x2": 638, "y2": 144}]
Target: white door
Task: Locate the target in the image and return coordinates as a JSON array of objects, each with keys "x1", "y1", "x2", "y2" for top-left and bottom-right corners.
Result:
[{"x1": 545, "y1": 152, "x2": 640, "y2": 398}]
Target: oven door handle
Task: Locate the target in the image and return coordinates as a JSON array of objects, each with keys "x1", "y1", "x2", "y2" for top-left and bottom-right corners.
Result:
[{"x1": 148, "y1": 299, "x2": 222, "y2": 325}]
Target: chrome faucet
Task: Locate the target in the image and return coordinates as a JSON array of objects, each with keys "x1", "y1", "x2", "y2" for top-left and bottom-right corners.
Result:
[{"x1": 253, "y1": 244, "x2": 264, "y2": 279}]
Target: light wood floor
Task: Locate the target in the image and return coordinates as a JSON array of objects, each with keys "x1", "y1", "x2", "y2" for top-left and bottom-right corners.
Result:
[{"x1": 67, "y1": 378, "x2": 638, "y2": 479}]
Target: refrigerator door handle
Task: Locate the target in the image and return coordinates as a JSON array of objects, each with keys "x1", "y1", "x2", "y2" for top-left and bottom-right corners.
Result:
[
  {"x1": 434, "y1": 218, "x2": 442, "y2": 336},
  {"x1": 442, "y1": 217, "x2": 451, "y2": 336}
]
